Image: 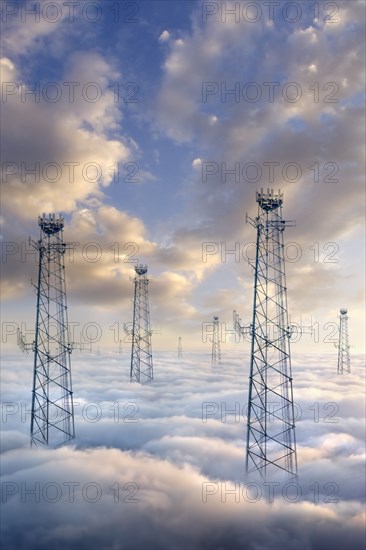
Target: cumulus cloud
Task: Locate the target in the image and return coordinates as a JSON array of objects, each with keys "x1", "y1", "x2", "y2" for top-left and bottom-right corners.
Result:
[
  {"x1": 2, "y1": 2, "x2": 364, "y2": 352},
  {"x1": 158, "y1": 30, "x2": 170, "y2": 43},
  {"x1": 0, "y1": 52, "x2": 133, "y2": 221},
  {"x1": 1, "y1": 1, "x2": 68, "y2": 56},
  {"x1": 151, "y1": 0, "x2": 365, "y2": 344}
]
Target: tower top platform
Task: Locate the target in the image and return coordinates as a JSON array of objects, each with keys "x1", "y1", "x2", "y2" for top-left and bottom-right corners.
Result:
[
  {"x1": 38, "y1": 213, "x2": 64, "y2": 235},
  {"x1": 135, "y1": 264, "x2": 148, "y2": 275},
  {"x1": 256, "y1": 188, "x2": 283, "y2": 211}
]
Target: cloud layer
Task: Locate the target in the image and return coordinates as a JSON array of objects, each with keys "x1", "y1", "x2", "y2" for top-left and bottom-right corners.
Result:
[{"x1": 1, "y1": 352, "x2": 365, "y2": 549}]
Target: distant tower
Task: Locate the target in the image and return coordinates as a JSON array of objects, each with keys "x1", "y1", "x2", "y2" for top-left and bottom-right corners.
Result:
[
  {"x1": 246, "y1": 189, "x2": 297, "y2": 481},
  {"x1": 233, "y1": 310, "x2": 251, "y2": 342},
  {"x1": 337, "y1": 309, "x2": 350, "y2": 374},
  {"x1": 30, "y1": 214, "x2": 74, "y2": 447},
  {"x1": 211, "y1": 316, "x2": 221, "y2": 365},
  {"x1": 178, "y1": 337, "x2": 182, "y2": 359},
  {"x1": 130, "y1": 265, "x2": 153, "y2": 383}
]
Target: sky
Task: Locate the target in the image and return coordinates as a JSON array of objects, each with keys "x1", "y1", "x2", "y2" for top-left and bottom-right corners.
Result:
[
  {"x1": 0, "y1": 1, "x2": 365, "y2": 549},
  {"x1": 1, "y1": 0, "x2": 365, "y2": 354}
]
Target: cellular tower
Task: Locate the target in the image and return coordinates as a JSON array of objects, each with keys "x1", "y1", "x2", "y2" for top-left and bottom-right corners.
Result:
[
  {"x1": 246, "y1": 189, "x2": 297, "y2": 481},
  {"x1": 130, "y1": 264, "x2": 154, "y2": 383},
  {"x1": 211, "y1": 316, "x2": 221, "y2": 365},
  {"x1": 29, "y1": 214, "x2": 75, "y2": 447},
  {"x1": 337, "y1": 308, "x2": 350, "y2": 374}
]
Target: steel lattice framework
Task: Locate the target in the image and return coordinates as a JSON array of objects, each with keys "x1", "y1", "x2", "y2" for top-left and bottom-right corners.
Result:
[
  {"x1": 246, "y1": 189, "x2": 297, "y2": 481},
  {"x1": 233, "y1": 310, "x2": 252, "y2": 341},
  {"x1": 130, "y1": 265, "x2": 154, "y2": 383},
  {"x1": 30, "y1": 214, "x2": 74, "y2": 447},
  {"x1": 337, "y1": 308, "x2": 350, "y2": 374},
  {"x1": 211, "y1": 316, "x2": 221, "y2": 365},
  {"x1": 178, "y1": 337, "x2": 183, "y2": 359}
]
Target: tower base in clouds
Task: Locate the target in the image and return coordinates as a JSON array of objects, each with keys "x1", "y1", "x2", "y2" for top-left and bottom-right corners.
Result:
[
  {"x1": 246, "y1": 190, "x2": 297, "y2": 482},
  {"x1": 130, "y1": 265, "x2": 154, "y2": 383},
  {"x1": 30, "y1": 214, "x2": 75, "y2": 447}
]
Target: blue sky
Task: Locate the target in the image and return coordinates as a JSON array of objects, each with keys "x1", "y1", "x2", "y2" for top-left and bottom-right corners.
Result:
[{"x1": 1, "y1": 0, "x2": 365, "y2": 355}]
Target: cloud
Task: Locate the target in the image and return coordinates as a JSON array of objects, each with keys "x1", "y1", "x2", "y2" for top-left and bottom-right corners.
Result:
[
  {"x1": 1, "y1": 53, "x2": 133, "y2": 220},
  {"x1": 1, "y1": 2, "x2": 68, "y2": 56},
  {"x1": 1, "y1": 347, "x2": 365, "y2": 549},
  {"x1": 158, "y1": 30, "x2": 170, "y2": 43},
  {"x1": 150, "y1": 0, "x2": 365, "y2": 341},
  {"x1": 2, "y1": 2, "x2": 364, "y2": 352}
]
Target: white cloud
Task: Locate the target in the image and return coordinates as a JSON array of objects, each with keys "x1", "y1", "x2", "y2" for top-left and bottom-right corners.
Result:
[
  {"x1": 1, "y1": 351, "x2": 365, "y2": 549},
  {"x1": 1, "y1": 53, "x2": 132, "y2": 220},
  {"x1": 1, "y1": 4, "x2": 68, "y2": 56},
  {"x1": 152, "y1": 1, "x2": 365, "y2": 343},
  {"x1": 158, "y1": 30, "x2": 170, "y2": 42}
]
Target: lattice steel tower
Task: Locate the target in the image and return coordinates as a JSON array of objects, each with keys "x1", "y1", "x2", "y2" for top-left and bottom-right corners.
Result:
[
  {"x1": 246, "y1": 189, "x2": 297, "y2": 481},
  {"x1": 30, "y1": 214, "x2": 74, "y2": 447},
  {"x1": 178, "y1": 337, "x2": 183, "y2": 359},
  {"x1": 337, "y1": 308, "x2": 350, "y2": 374},
  {"x1": 211, "y1": 316, "x2": 221, "y2": 365},
  {"x1": 130, "y1": 265, "x2": 153, "y2": 383}
]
